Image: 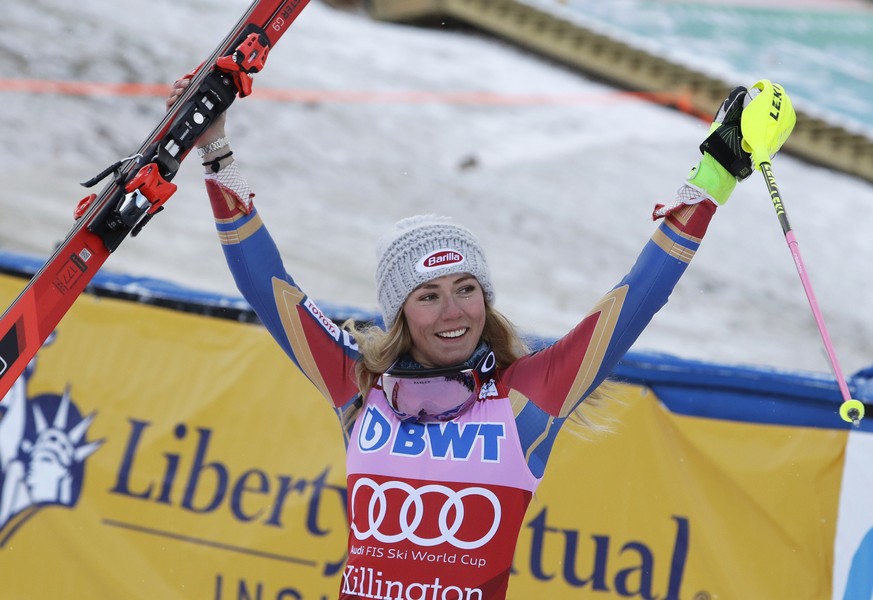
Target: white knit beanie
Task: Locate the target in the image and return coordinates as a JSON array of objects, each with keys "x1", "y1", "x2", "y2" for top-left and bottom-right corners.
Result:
[{"x1": 375, "y1": 215, "x2": 494, "y2": 329}]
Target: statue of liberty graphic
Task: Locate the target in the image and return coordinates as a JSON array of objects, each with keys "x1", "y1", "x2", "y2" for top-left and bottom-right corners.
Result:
[{"x1": 0, "y1": 339, "x2": 103, "y2": 545}]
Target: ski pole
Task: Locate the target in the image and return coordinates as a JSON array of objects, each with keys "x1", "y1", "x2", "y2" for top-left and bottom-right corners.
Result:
[{"x1": 740, "y1": 80, "x2": 865, "y2": 427}]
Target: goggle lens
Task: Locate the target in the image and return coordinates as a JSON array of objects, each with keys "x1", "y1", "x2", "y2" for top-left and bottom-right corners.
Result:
[{"x1": 381, "y1": 350, "x2": 496, "y2": 423}]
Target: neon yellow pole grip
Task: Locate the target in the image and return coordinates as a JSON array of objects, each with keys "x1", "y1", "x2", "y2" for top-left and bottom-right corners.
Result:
[{"x1": 740, "y1": 80, "x2": 796, "y2": 170}]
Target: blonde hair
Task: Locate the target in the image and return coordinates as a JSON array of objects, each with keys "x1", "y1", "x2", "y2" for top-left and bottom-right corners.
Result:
[
  {"x1": 344, "y1": 300, "x2": 528, "y2": 397},
  {"x1": 343, "y1": 300, "x2": 615, "y2": 435}
]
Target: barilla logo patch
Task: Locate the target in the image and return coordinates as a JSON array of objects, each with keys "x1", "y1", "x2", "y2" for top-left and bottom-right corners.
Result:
[{"x1": 415, "y1": 249, "x2": 465, "y2": 273}]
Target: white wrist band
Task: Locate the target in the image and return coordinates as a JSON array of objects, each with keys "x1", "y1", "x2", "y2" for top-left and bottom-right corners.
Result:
[{"x1": 197, "y1": 136, "x2": 229, "y2": 157}]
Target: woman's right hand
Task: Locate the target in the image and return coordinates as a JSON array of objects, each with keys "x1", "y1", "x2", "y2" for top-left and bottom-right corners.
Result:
[{"x1": 166, "y1": 75, "x2": 228, "y2": 150}]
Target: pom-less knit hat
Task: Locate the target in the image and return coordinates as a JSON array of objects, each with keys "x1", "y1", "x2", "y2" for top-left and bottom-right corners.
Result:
[{"x1": 375, "y1": 215, "x2": 494, "y2": 329}]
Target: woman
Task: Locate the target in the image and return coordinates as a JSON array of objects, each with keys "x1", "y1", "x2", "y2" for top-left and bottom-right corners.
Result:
[{"x1": 169, "y1": 79, "x2": 776, "y2": 599}]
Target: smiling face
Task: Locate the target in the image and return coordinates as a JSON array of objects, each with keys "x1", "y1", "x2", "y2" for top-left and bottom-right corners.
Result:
[{"x1": 401, "y1": 273, "x2": 486, "y2": 368}]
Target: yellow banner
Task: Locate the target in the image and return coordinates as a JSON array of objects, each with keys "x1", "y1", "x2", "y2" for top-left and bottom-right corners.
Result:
[
  {"x1": 0, "y1": 271, "x2": 847, "y2": 599},
  {"x1": 517, "y1": 388, "x2": 843, "y2": 599}
]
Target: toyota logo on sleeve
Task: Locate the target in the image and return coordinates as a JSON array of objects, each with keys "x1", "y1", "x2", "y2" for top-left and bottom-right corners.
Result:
[{"x1": 350, "y1": 478, "x2": 501, "y2": 550}]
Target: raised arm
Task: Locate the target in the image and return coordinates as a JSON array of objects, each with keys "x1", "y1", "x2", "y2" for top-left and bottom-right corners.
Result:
[
  {"x1": 508, "y1": 86, "x2": 760, "y2": 418},
  {"x1": 168, "y1": 77, "x2": 362, "y2": 411},
  {"x1": 504, "y1": 87, "x2": 783, "y2": 476}
]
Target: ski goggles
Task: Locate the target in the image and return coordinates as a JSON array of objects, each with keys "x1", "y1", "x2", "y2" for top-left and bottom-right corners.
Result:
[{"x1": 381, "y1": 349, "x2": 497, "y2": 423}]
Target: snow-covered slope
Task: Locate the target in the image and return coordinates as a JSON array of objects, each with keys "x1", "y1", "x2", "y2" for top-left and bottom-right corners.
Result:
[{"x1": 1, "y1": 0, "x2": 871, "y2": 375}]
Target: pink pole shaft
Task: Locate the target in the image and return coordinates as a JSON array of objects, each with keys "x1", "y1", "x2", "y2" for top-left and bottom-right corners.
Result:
[{"x1": 784, "y1": 231, "x2": 852, "y2": 402}]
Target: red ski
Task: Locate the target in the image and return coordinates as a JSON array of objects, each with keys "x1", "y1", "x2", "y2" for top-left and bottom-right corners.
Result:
[{"x1": 0, "y1": 0, "x2": 309, "y2": 398}]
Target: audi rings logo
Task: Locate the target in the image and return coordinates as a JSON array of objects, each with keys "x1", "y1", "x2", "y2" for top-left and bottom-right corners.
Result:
[{"x1": 351, "y1": 478, "x2": 501, "y2": 550}]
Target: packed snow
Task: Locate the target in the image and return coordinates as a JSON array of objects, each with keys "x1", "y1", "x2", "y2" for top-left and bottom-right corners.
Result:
[{"x1": 1, "y1": 0, "x2": 871, "y2": 376}]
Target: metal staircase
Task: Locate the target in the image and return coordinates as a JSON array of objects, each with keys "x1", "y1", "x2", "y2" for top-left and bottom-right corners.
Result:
[{"x1": 365, "y1": 0, "x2": 873, "y2": 184}]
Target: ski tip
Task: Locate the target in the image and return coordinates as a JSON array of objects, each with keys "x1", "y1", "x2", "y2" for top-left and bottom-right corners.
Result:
[{"x1": 839, "y1": 399, "x2": 865, "y2": 427}]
